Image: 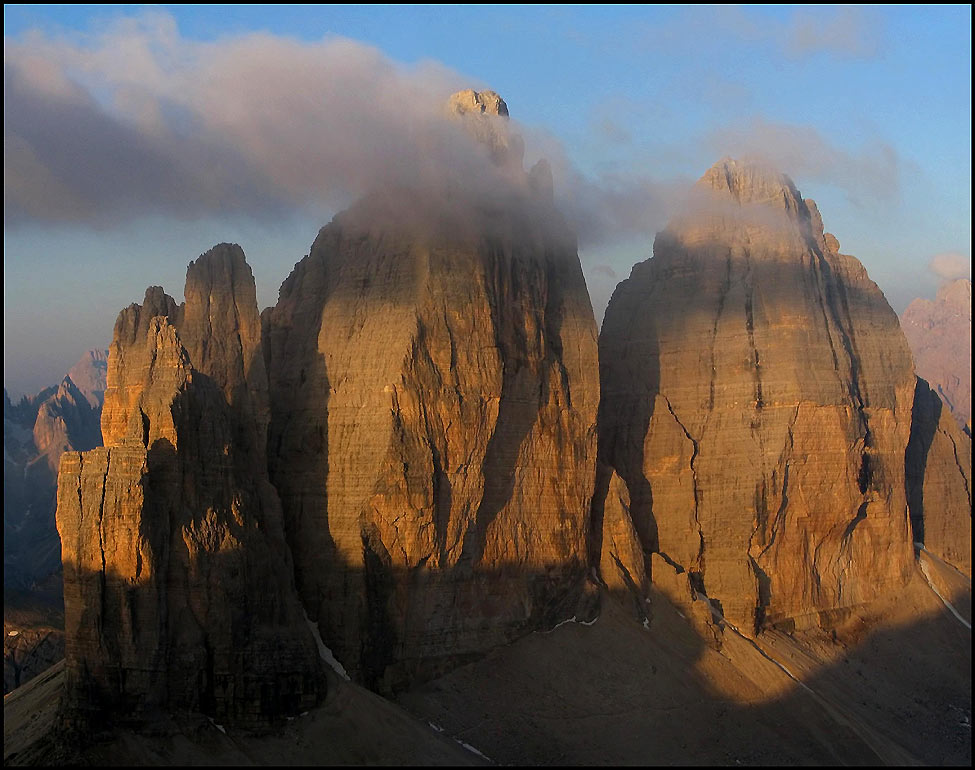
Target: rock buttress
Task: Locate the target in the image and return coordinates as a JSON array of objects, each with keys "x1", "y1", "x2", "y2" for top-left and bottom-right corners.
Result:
[
  {"x1": 598, "y1": 159, "x2": 919, "y2": 634},
  {"x1": 56, "y1": 244, "x2": 324, "y2": 729},
  {"x1": 266, "y1": 186, "x2": 599, "y2": 690}
]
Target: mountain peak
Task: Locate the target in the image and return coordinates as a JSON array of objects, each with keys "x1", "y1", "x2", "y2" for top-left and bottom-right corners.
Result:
[
  {"x1": 699, "y1": 157, "x2": 804, "y2": 211},
  {"x1": 937, "y1": 276, "x2": 972, "y2": 313},
  {"x1": 445, "y1": 88, "x2": 523, "y2": 168},
  {"x1": 446, "y1": 88, "x2": 509, "y2": 119}
]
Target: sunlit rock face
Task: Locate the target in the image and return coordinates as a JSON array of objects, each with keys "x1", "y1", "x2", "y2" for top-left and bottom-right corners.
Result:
[
  {"x1": 445, "y1": 88, "x2": 524, "y2": 168},
  {"x1": 598, "y1": 158, "x2": 922, "y2": 634},
  {"x1": 265, "y1": 91, "x2": 599, "y2": 691},
  {"x1": 901, "y1": 277, "x2": 972, "y2": 429},
  {"x1": 56, "y1": 245, "x2": 324, "y2": 728}
]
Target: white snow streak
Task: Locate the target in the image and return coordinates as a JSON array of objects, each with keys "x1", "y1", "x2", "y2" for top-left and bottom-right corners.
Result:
[
  {"x1": 916, "y1": 547, "x2": 972, "y2": 630},
  {"x1": 696, "y1": 595, "x2": 813, "y2": 693},
  {"x1": 303, "y1": 610, "x2": 351, "y2": 680},
  {"x1": 543, "y1": 614, "x2": 599, "y2": 633},
  {"x1": 455, "y1": 738, "x2": 492, "y2": 761}
]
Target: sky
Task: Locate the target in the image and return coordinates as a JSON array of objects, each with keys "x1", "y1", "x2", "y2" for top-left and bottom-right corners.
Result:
[{"x1": 4, "y1": 4, "x2": 972, "y2": 398}]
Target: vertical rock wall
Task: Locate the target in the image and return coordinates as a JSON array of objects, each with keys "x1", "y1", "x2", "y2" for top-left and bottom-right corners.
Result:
[
  {"x1": 599, "y1": 159, "x2": 920, "y2": 633},
  {"x1": 266, "y1": 189, "x2": 599, "y2": 689},
  {"x1": 56, "y1": 245, "x2": 324, "y2": 727},
  {"x1": 261, "y1": 91, "x2": 599, "y2": 689}
]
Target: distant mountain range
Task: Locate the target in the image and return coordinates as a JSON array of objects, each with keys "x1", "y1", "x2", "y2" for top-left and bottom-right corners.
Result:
[
  {"x1": 3, "y1": 349, "x2": 106, "y2": 694},
  {"x1": 901, "y1": 277, "x2": 972, "y2": 431}
]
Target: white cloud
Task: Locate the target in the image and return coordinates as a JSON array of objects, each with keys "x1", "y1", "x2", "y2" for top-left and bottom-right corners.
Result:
[{"x1": 928, "y1": 252, "x2": 971, "y2": 282}]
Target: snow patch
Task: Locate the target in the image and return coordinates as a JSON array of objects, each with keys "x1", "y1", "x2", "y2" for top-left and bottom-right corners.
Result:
[
  {"x1": 700, "y1": 595, "x2": 814, "y2": 694},
  {"x1": 544, "y1": 614, "x2": 599, "y2": 633},
  {"x1": 918, "y1": 552, "x2": 972, "y2": 630},
  {"x1": 454, "y1": 737, "x2": 491, "y2": 761},
  {"x1": 303, "y1": 610, "x2": 351, "y2": 680},
  {"x1": 642, "y1": 618, "x2": 650, "y2": 631},
  {"x1": 206, "y1": 716, "x2": 227, "y2": 734},
  {"x1": 428, "y1": 721, "x2": 444, "y2": 733},
  {"x1": 550, "y1": 615, "x2": 577, "y2": 631}
]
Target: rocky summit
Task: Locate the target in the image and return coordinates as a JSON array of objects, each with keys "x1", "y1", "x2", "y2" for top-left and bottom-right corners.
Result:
[
  {"x1": 598, "y1": 158, "x2": 930, "y2": 634},
  {"x1": 265, "y1": 91, "x2": 598, "y2": 690},
  {"x1": 4, "y1": 351, "x2": 107, "y2": 593},
  {"x1": 56, "y1": 245, "x2": 325, "y2": 730}
]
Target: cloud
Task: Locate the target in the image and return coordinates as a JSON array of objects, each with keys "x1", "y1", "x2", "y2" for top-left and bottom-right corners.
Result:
[
  {"x1": 4, "y1": 10, "x2": 897, "y2": 259},
  {"x1": 928, "y1": 252, "x2": 972, "y2": 282},
  {"x1": 706, "y1": 118, "x2": 904, "y2": 208},
  {"x1": 4, "y1": 10, "x2": 689, "y2": 254},
  {"x1": 4, "y1": 13, "x2": 527, "y2": 226},
  {"x1": 785, "y1": 6, "x2": 882, "y2": 59},
  {"x1": 639, "y1": 6, "x2": 883, "y2": 61}
]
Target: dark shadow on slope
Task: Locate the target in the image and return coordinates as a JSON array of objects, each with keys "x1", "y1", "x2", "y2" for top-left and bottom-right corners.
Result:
[
  {"x1": 397, "y1": 577, "x2": 972, "y2": 767},
  {"x1": 593, "y1": 263, "x2": 660, "y2": 570},
  {"x1": 10, "y1": 545, "x2": 972, "y2": 766}
]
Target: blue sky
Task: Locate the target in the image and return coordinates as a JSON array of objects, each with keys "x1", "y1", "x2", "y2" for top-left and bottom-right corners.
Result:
[{"x1": 4, "y1": 5, "x2": 972, "y2": 397}]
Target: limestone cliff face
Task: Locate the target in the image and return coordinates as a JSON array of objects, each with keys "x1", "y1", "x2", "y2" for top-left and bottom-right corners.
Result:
[
  {"x1": 266, "y1": 101, "x2": 599, "y2": 688},
  {"x1": 901, "y1": 278, "x2": 972, "y2": 428},
  {"x1": 599, "y1": 159, "x2": 919, "y2": 634},
  {"x1": 906, "y1": 377, "x2": 972, "y2": 575},
  {"x1": 56, "y1": 245, "x2": 324, "y2": 727}
]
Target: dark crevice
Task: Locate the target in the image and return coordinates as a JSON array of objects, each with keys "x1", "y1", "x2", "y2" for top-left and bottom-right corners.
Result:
[
  {"x1": 750, "y1": 557, "x2": 772, "y2": 634},
  {"x1": 905, "y1": 378, "x2": 942, "y2": 545},
  {"x1": 661, "y1": 396, "x2": 704, "y2": 569},
  {"x1": 842, "y1": 501, "x2": 869, "y2": 543}
]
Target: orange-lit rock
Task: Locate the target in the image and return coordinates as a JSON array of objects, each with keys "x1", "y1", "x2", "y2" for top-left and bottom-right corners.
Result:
[
  {"x1": 56, "y1": 245, "x2": 324, "y2": 728},
  {"x1": 599, "y1": 159, "x2": 920, "y2": 634}
]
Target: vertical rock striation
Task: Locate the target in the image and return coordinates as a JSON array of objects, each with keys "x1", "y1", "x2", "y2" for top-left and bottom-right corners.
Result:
[
  {"x1": 599, "y1": 158, "x2": 921, "y2": 634},
  {"x1": 56, "y1": 244, "x2": 324, "y2": 728},
  {"x1": 265, "y1": 91, "x2": 599, "y2": 690}
]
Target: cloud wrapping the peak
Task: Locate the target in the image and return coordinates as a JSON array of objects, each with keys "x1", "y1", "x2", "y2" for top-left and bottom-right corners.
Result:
[
  {"x1": 4, "y1": 13, "x2": 524, "y2": 225},
  {"x1": 4, "y1": 9, "x2": 902, "y2": 259},
  {"x1": 706, "y1": 118, "x2": 904, "y2": 208}
]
